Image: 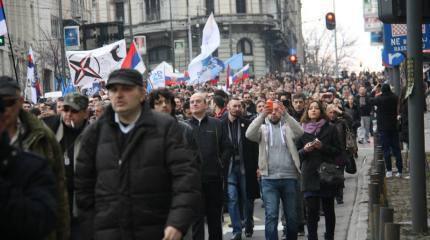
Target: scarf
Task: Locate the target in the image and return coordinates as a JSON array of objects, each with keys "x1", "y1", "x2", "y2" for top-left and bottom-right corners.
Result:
[{"x1": 302, "y1": 119, "x2": 326, "y2": 135}]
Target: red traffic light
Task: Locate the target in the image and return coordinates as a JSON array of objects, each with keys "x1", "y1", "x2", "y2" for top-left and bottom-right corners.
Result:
[
  {"x1": 325, "y1": 12, "x2": 336, "y2": 30},
  {"x1": 288, "y1": 55, "x2": 297, "y2": 64}
]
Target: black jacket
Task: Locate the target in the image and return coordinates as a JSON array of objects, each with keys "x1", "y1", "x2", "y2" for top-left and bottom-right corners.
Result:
[
  {"x1": 75, "y1": 104, "x2": 201, "y2": 240},
  {"x1": 0, "y1": 135, "x2": 57, "y2": 240},
  {"x1": 355, "y1": 95, "x2": 372, "y2": 116},
  {"x1": 297, "y1": 122, "x2": 341, "y2": 193},
  {"x1": 370, "y1": 91, "x2": 399, "y2": 131},
  {"x1": 187, "y1": 115, "x2": 233, "y2": 182},
  {"x1": 221, "y1": 116, "x2": 260, "y2": 199}
]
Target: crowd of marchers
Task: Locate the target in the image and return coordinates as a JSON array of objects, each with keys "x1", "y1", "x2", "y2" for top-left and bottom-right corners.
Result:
[{"x1": 0, "y1": 69, "x2": 427, "y2": 240}]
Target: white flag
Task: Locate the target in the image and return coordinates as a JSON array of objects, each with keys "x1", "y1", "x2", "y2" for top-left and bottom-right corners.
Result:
[
  {"x1": 149, "y1": 61, "x2": 173, "y2": 89},
  {"x1": 66, "y1": 40, "x2": 127, "y2": 87},
  {"x1": 188, "y1": 13, "x2": 220, "y2": 84},
  {"x1": 26, "y1": 47, "x2": 38, "y2": 104}
]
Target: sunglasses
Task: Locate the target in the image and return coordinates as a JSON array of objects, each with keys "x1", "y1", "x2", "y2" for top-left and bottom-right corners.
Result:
[
  {"x1": 63, "y1": 106, "x2": 80, "y2": 113},
  {"x1": 1, "y1": 98, "x2": 18, "y2": 107}
]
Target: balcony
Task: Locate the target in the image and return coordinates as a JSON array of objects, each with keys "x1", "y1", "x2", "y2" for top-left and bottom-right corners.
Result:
[{"x1": 129, "y1": 14, "x2": 279, "y2": 36}]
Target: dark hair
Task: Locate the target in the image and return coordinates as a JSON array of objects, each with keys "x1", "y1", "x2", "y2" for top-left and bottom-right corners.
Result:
[
  {"x1": 23, "y1": 100, "x2": 31, "y2": 105},
  {"x1": 213, "y1": 95, "x2": 225, "y2": 109},
  {"x1": 300, "y1": 100, "x2": 328, "y2": 123},
  {"x1": 148, "y1": 88, "x2": 176, "y2": 116},
  {"x1": 92, "y1": 94, "x2": 102, "y2": 101},
  {"x1": 30, "y1": 107, "x2": 41, "y2": 116},
  {"x1": 183, "y1": 100, "x2": 190, "y2": 111},
  {"x1": 57, "y1": 97, "x2": 64, "y2": 102},
  {"x1": 292, "y1": 93, "x2": 306, "y2": 101}
]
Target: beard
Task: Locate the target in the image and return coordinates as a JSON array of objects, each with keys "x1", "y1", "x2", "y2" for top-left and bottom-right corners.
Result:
[{"x1": 269, "y1": 117, "x2": 280, "y2": 125}]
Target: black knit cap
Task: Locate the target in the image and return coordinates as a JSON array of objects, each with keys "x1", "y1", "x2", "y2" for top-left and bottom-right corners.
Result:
[{"x1": 106, "y1": 68, "x2": 143, "y2": 89}]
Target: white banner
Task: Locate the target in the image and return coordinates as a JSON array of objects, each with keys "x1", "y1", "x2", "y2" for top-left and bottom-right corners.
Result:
[{"x1": 66, "y1": 40, "x2": 127, "y2": 87}]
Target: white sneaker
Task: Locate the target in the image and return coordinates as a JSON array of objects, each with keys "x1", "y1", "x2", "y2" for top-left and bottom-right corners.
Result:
[
  {"x1": 395, "y1": 172, "x2": 402, "y2": 178},
  {"x1": 386, "y1": 171, "x2": 393, "y2": 178}
]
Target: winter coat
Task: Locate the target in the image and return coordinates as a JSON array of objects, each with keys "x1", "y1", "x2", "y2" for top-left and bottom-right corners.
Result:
[
  {"x1": 370, "y1": 91, "x2": 399, "y2": 131},
  {"x1": 344, "y1": 103, "x2": 361, "y2": 133},
  {"x1": 297, "y1": 122, "x2": 341, "y2": 193},
  {"x1": 187, "y1": 115, "x2": 233, "y2": 182},
  {"x1": 221, "y1": 116, "x2": 260, "y2": 199},
  {"x1": 0, "y1": 144, "x2": 57, "y2": 240},
  {"x1": 15, "y1": 110, "x2": 70, "y2": 240},
  {"x1": 245, "y1": 112, "x2": 304, "y2": 176},
  {"x1": 75, "y1": 104, "x2": 201, "y2": 240}
]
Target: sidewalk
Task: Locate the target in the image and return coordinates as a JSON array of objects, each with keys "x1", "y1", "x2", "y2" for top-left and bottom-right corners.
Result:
[{"x1": 383, "y1": 112, "x2": 430, "y2": 239}]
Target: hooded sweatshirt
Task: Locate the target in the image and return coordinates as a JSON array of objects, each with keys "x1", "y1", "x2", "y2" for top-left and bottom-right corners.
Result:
[{"x1": 263, "y1": 120, "x2": 298, "y2": 180}]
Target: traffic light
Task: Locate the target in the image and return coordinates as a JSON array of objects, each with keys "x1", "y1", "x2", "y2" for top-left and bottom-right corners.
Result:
[
  {"x1": 0, "y1": 36, "x2": 4, "y2": 46},
  {"x1": 378, "y1": 0, "x2": 430, "y2": 23},
  {"x1": 288, "y1": 55, "x2": 298, "y2": 64},
  {"x1": 325, "y1": 12, "x2": 336, "y2": 30}
]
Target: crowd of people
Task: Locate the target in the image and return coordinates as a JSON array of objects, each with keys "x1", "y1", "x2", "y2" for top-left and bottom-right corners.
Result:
[{"x1": 0, "y1": 69, "x2": 419, "y2": 240}]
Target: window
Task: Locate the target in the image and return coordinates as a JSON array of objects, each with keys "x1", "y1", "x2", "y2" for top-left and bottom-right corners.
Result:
[
  {"x1": 51, "y1": 15, "x2": 59, "y2": 38},
  {"x1": 145, "y1": 0, "x2": 161, "y2": 21},
  {"x1": 236, "y1": 0, "x2": 246, "y2": 13},
  {"x1": 115, "y1": 2, "x2": 124, "y2": 22},
  {"x1": 206, "y1": 0, "x2": 215, "y2": 15},
  {"x1": 148, "y1": 46, "x2": 171, "y2": 64},
  {"x1": 237, "y1": 38, "x2": 253, "y2": 56}
]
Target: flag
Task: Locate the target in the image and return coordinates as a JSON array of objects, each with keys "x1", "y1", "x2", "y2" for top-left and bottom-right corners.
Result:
[
  {"x1": 121, "y1": 41, "x2": 146, "y2": 73},
  {"x1": 188, "y1": 13, "x2": 220, "y2": 84},
  {"x1": 165, "y1": 71, "x2": 190, "y2": 85},
  {"x1": 148, "y1": 61, "x2": 173, "y2": 91},
  {"x1": 66, "y1": 39, "x2": 127, "y2": 87},
  {"x1": 225, "y1": 64, "x2": 231, "y2": 89},
  {"x1": 0, "y1": 0, "x2": 7, "y2": 36},
  {"x1": 224, "y1": 53, "x2": 243, "y2": 70},
  {"x1": 232, "y1": 64, "x2": 250, "y2": 84},
  {"x1": 26, "y1": 47, "x2": 41, "y2": 104}
]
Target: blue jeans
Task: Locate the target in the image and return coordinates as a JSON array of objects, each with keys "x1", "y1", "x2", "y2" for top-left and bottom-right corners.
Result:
[
  {"x1": 261, "y1": 178, "x2": 299, "y2": 240},
  {"x1": 380, "y1": 130, "x2": 403, "y2": 173},
  {"x1": 227, "y1": 163, "x2": 254, "y2": 234}
]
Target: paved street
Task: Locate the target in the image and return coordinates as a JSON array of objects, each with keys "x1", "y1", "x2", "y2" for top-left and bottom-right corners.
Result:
[{"x1": 221, "y1": 146, "x2": 374, "y2": 240}]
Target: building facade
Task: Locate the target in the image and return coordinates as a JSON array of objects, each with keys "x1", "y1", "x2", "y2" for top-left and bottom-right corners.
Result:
[
  {"x1": 0, "y1": 0, "x2": 92, "y2": 93},
  {"x1": 110, "y1": 0, "x2": 304, "y2": 78}
]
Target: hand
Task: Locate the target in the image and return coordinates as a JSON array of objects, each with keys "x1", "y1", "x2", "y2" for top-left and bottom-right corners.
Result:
[
  {"x1": 275, "y1": 101, "x2": 286, "y2": 116},
  {"x1": 304, "y1": 142, "x2": 314, "y2": 152},
  {"x1": 262, "y1": 105, "x2": 272, "y2": 117},
  {"x1": 313, "y1": 139, "x2": 323, "y2": 149},
  {"x1": 256, "y1": 169, "x2": 261, "y2": 178},
  {"x1": 163, "y1": 226, "x2": 182, "y2": 240}
]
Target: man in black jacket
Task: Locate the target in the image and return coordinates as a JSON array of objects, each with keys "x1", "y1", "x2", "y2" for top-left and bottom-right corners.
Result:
[
  {"x1": 0, "y1": 98, "x2": 57, "y2": 240},
  {"x1": 222, "y1": 98, "x2": 259, "y2": 239},
  {"x1": 43, "y1": 93, "x2": 89, "y2": 240},
  {"x1": 188, "y1": 92, "x2": 233, "y2": 240},
  {"x1": 75, "y1": 69, "x2": 201, "y2": 240},
  {"x1": 370, "y1": 84, "x2": 403, "y2": 178},
  {"x1": 356, "y1": 86, "x2": 372, "y2": 144}
]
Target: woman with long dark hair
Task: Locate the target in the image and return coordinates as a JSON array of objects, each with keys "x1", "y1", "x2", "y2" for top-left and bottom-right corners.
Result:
[{"x1": 297, "y1": 100, "x2": 341, "y2": 240}]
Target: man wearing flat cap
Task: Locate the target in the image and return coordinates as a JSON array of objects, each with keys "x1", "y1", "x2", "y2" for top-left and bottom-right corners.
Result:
[
  {"x1": 43, "y1": 92, "x2": 90, "y2": 239},
  {"x1": 0, "y1": 75, "x2": 71, "y2": 240},
  {"x1": 75, "y1": 68, "x2": 201, "y2": 240}
]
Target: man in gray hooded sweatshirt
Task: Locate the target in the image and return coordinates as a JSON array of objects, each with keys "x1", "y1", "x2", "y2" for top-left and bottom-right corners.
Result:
[{"x1": 246, "y1": 100, "x2": 304, "y2": 240}]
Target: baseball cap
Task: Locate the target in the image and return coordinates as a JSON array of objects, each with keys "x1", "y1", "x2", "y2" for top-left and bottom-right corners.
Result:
[
  {"x1": 0, "y1": 76, "x2": 20, "y2": 97},
  {"x1": 63, "y1": 93, "x2": 89, "y2": 111},
  {"x1": 106, "y1": 69, "x2": 143, "y2": 89}
]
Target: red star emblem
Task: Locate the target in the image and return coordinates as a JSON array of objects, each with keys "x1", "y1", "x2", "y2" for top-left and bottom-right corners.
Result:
[{"x1": 69, "y1": 54, "x2": 102, "y2": 85}]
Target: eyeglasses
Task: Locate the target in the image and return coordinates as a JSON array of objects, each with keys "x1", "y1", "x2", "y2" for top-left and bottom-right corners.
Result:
[
  {"x1": 1, "y1": 98, "x2": 18, "y2": 107},
  {"x1": 63, "y1": 106, "x2": 80, "y2": 113}
]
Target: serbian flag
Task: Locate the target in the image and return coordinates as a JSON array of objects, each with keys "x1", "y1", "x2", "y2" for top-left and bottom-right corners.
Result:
[
  {"x1": 232, "y1": 64, "x2": 249, "y2": 84},
  {"x1": 26, "y1": 48, "x2": 41, "y2": 104},
  {"x1": 121, "y1": 41, "x2": 146, "y2": 74},
  {"x1": 0, "y1": 0, "x2": 7, "y2": 36}
]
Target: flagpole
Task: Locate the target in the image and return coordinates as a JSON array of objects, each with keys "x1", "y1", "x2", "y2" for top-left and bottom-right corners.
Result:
[{"x1": 1, "y1": 1, "x2": 19, "y2": 83}]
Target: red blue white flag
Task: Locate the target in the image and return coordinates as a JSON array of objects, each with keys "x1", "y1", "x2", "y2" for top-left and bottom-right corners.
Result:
[
  {"x1": 121, "y1": 40, "x2": 146, "y2": 74},
  {"x1": 232, "y1": 64, "x2": 250, "y2": 84},
  {"x1": 0, "y1": 0, "x2": 7, "y2": 36}
]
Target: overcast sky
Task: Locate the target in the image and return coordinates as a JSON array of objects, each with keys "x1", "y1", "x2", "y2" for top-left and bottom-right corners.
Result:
[{"x1": 301, "y1": 0, "x2": 384, "y2": 72}]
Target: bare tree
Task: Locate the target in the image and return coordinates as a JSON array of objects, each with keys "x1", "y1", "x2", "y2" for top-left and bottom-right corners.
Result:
[
  {"x1": 303, "y1": 27, "x2": 358, "y2": 76},
  {"x1": 33, "y1": 27, "x2": 63, "y2": 91}
]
